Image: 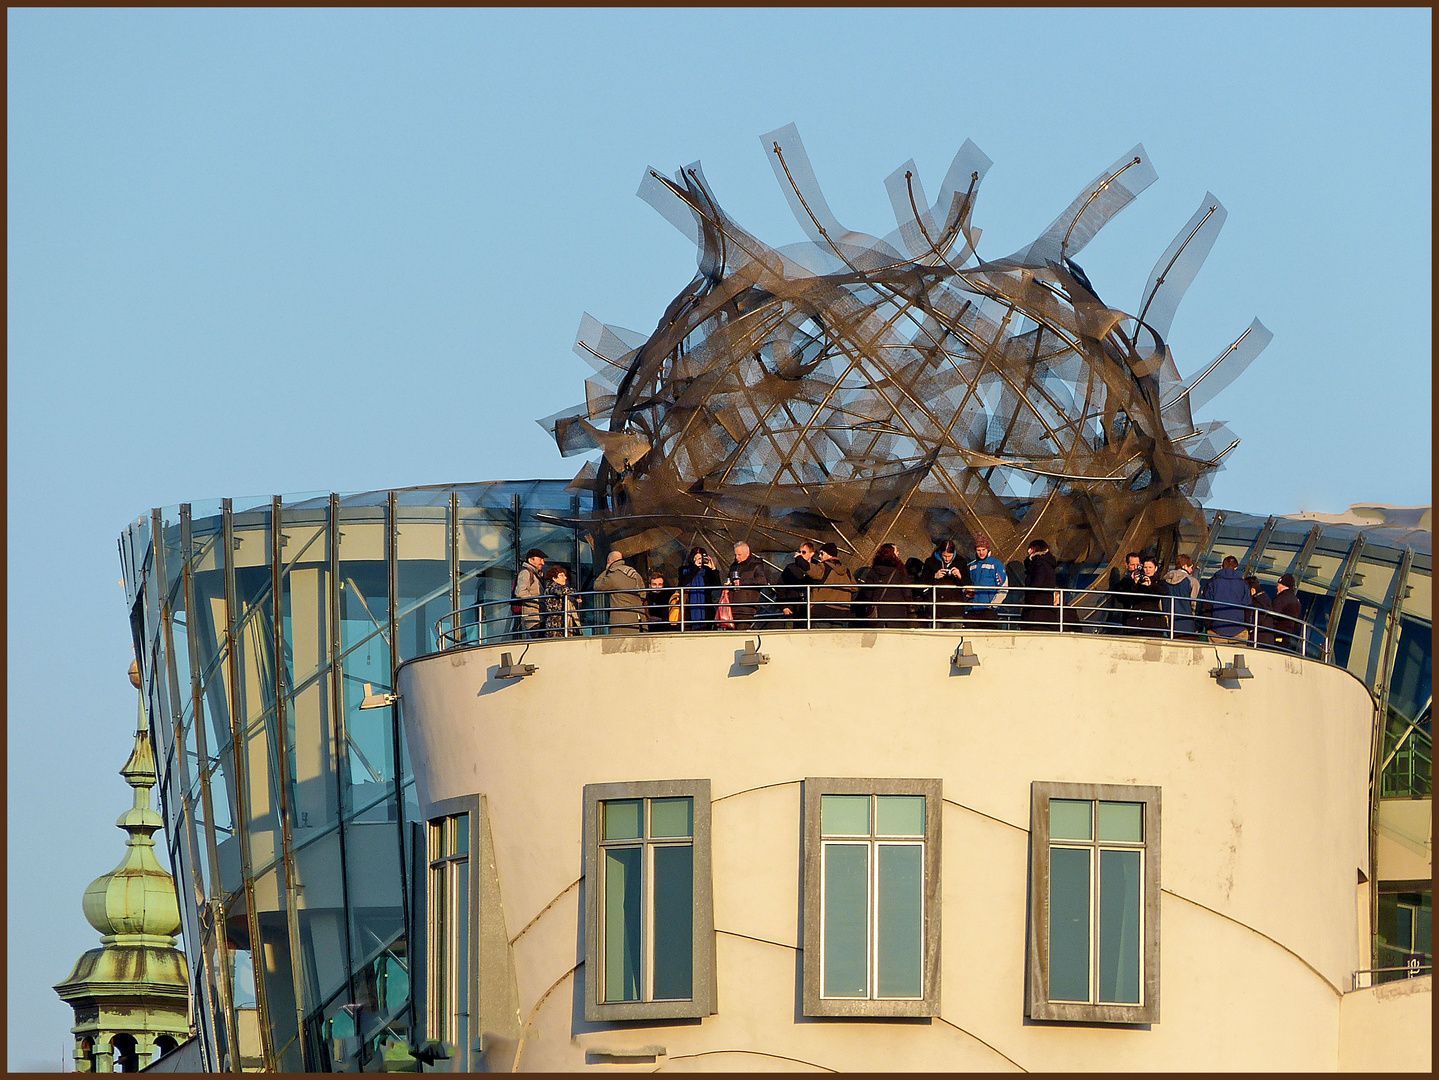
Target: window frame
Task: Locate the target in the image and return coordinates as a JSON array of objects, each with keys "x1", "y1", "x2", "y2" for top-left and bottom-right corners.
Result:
[
  {"x1": 802, "y1": 777, "x2": 942, "y2": 1018},
  {"x1": 1027, "y1": 781, "x2": 1161, "y2": 1024},
  {"x1": 426, "y1": 795, "x2": 479, "y2": 1067},
  {"x1": 582, "y1": 779, "x2": 716, "y2": 1022}
]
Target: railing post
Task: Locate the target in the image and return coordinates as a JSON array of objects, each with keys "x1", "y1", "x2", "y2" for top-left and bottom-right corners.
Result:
[
  {"x1": 1058, "y1": 589, "x2": 1064, "y2": 633},
  {"x1": 1168, "y1": 595, "x2": 1175, "y2": 639},
  {"x1": 930, "y1": 585, "x2": 937, "y2": 630}
]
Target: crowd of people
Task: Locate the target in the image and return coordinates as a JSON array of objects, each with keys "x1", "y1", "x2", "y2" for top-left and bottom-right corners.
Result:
[{"x1": 501, "y1": 538, "x2": 1309, "y2": 651}]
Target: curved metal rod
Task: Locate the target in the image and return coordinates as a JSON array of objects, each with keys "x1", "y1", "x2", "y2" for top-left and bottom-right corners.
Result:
[
  {"x1": 1060, "y1": 155, "x2": 1143, "y2": 260},
  {"x1": 1135, "y1": 203, "x2": 1219, "y2": 331}
]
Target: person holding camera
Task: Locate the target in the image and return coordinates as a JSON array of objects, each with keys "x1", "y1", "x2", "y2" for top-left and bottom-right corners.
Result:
[
  {"x1": 779, "y1": 541, "x2": 818, "y2": 628},
  {"x1": 678, "y1": 546, "x2": 722, "y2": 630},
  {"x1": 806, "y1": 542, "x2": 858, "y2": 628},
  {"x1": 921, "y1": 539, "x2": 971, "y2": 626}
]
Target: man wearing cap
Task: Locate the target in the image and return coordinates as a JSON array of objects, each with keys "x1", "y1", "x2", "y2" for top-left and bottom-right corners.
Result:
[
  {"x1": 1271, "y1": 573, "x2": 1303, "y2": 652},
  {"x1": 967, "y1": 536, "x2": 1008, "y2": 624},
  {"x1": 514, "y1": 548, "x2": 548, "y2": 639}
]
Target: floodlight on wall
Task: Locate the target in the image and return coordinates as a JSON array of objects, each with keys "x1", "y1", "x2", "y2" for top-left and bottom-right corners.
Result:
[
  {"x1": 951, "y1": 640, "x2": 980, "y2": 670},
  {"x1": 1209, "y1": 653, "x2": 1253, "y2": 683},
  {"x1": 359, "y1": 683, "x2": 399, "y2": 709},
  {"x1": 497, "y1": 652, "x2": 539, "y2": 679},
  {"x1": 738, "y1": 640, "x2": 770, "y2": 668}
]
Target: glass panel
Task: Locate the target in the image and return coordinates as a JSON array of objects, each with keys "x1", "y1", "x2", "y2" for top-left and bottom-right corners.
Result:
[
  {"x1": 431, "y1": 862, "x2": 447, "y2": 1032},
  {"x1": 875, "y1": 795, "x2": 925, "y2": 837},
  {"x1": 454, "y1": 813, "x2": 470, "y2": 854},
  {"x1": 876, "y1": 844, "x2": 923, "y2": 997},
  {"x1": 821, "y1": 794, "x2": 871, "y2": 836},
  {"x1": 647, "y1": 797, "x2": 691, "y2": 839},
  {"x1": 429, "y1": 821, "x2": 446, "y2": 860},
  {"x1": 602, "y1": 800, "x2": 643, "y2": 841},
  {"x1": 1049, "y1": 846, "x2": 1091, "y2": 1002},
  {"x1": 454, "y1": 860, "x2": 469, "y2": 1069},
  {"x1": 822, "y1": 843, "x2": 869, "y2": 997},
  {"x1": 1097, "y1": 802, "x2": 1144, "y2": 843},
  {"x1": 1050, "y1": 799, "x2": 1093, "y2": 841},
  {"x1": 1098, "y1": 849, "x2": 1142, "y2": 1004},
  {"x1": 603, "y1": 847, "x2": 642, "y2": 1002},
  {"x1": 652, "y1": 845, "x2": 694, "y2": 1000}
]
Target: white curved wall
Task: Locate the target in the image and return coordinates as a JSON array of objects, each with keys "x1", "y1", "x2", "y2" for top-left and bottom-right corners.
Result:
[{"x1": 399, "y1": 629, "x2": 1377, "y2": 1071}]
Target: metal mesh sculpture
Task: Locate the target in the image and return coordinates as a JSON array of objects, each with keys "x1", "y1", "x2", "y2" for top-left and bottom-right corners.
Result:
[{"x1": 541, "y1": 124, "x2": 1269, "y2": 572}]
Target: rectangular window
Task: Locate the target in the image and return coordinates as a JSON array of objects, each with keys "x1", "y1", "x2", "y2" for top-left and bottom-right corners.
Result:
[
  {"x1": 1028, "y1": 782, "x2": 1160, "y2": 1023},
  {"x1": 583, "y1": 780, "x2": 714, "y2": 1021},
  {"x1": 427, "y1": 809, "x2": 473, "y2": 1067},
  {"x1": 803, "y1": 779, "x2": 941, "y2": 1017}
]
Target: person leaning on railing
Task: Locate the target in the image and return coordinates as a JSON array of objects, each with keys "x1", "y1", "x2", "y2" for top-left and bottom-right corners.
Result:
[{"x1": 594, "y1": 550, "x2": 647, "y2": 635}]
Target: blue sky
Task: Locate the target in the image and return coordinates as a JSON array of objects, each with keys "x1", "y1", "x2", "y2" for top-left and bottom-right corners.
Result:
[{"x1": 7, "y1": 9, "x2": 1430, "y2": 1068}]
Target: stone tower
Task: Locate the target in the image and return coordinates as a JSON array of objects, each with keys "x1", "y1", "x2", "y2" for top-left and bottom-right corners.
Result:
[{"x1": 54, "y1": 663, "x2": 191, "y2": 1072}]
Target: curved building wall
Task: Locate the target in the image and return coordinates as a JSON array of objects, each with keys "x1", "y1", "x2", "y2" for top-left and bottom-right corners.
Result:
[
  {"x1": 119, "y1": 491, "x2": 1430, "y2": 1070},
  {"x1": 119, "y1": 481, "x2": 594, "y2": 1071},
  {"x1": 398, "y1": 631, "x2": 1375, "y2": 1070}
]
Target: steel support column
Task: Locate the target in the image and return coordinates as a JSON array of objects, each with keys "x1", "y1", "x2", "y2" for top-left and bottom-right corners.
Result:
[{"x1": 222, "y1": 499, "x2": 276, "y2": 1069}]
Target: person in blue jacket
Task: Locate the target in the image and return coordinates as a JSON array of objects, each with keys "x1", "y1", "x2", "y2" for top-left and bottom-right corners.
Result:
[
  {"x1": 1201, "y1": 555, "x2": 1252, "y2": 641},
  {"x1": 967, "y1": 536, "x2": 1008, "y2": 624}
]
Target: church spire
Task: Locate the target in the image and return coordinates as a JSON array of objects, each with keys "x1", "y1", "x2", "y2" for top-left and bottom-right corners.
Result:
[{"x1": 54, "y1": 661, "x2": 191, "y2": 1071}]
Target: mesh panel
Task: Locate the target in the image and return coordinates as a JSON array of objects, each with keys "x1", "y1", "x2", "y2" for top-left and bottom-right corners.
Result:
[{"x1": 545, "y1": 127, "x2": 1268, "y2": 574}]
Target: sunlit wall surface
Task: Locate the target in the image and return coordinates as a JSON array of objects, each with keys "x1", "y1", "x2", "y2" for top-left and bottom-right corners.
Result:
[
  {"x1": 119, "y1": 481, "x2": 592, "y2": 1071},
  {"x1": 120, "y1": 488, "x2": 1428, "y2": 1070}
]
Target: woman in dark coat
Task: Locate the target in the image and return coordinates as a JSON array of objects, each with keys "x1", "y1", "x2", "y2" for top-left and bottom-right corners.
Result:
[
  {"x1": 864, "y1": 543, "x2": 914, "y2": 628},
  {"x1": 1126, "y1": 556, "x2": 1168, "y2": 633},
  {"x1": 920, "y1": 540, "x2": 972, "y2": 626},
  {"x1": 677, "y1": 546, "x2": 722, "y2": 630},
  {"x1": 540, "y1": 564, "x2": 582, "y2": 637},
  {"x1": 1022, "y1": 539, "x2": 1060, "y2": 629},
  {"x1": 1246, "y1": 575, "x2": 1276, "y2": 646}
]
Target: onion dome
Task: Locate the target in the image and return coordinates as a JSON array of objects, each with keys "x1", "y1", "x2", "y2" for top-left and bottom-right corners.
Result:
[{"x1": 79, "y1": 724, "x2": 182, "y2": 946}]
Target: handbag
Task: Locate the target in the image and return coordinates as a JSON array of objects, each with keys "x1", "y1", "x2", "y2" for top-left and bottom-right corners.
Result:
[
  {"x1": 667, "y1": 591, "x2": 681, "y2": 623},
  {"x1": 715, "y1": 588, "x2": 735, "y2": 629}
]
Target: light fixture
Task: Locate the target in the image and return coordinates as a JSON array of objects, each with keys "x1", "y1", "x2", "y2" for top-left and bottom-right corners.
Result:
[
  {"x1": 1209, "y1": 653, "x2": 1253, "y2": 683},
  {"x1": 497, "y1": 652, "x2": 539, "y2": 679},
  {"x1": 359, "y1": 683, "x2": 399, "y2": 709},
  {"x1": 951, "y1": 640, "x2": 980, "y2": 670},
  {"x1": 738, "y1": 640, "x2": 770, "y2": 667}
]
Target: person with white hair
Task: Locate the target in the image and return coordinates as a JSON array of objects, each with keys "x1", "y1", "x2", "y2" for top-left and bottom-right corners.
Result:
[{"x1": 594, "y1": 549, "x2": 647, "y2": 635}]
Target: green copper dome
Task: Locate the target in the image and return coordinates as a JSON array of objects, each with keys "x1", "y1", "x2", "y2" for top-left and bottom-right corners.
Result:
[{"x1": 80, "y1": 725, "x2": 183, "y2": 945}]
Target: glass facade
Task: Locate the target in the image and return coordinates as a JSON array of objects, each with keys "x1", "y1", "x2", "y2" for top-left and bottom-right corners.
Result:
[
  {"x1": 119, "y1": 481, "x2": 592, "y2": 1071},
  {"x1": 120, "y1": 487, "x2": 1429, "y2": 1068}
]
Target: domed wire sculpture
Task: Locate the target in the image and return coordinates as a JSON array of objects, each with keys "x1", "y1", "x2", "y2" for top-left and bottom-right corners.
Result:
[{"x1": 541, "y1": 124, "x2": 1269, "y2": 575}]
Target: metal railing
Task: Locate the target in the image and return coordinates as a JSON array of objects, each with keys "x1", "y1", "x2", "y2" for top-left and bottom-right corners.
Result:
[
  {"x1": 1351, "y1": 961, "x2": 1432, "y2": 990},
  {"x1": 430, "y1": 583, "x2": 1329, "y2": 663}
]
